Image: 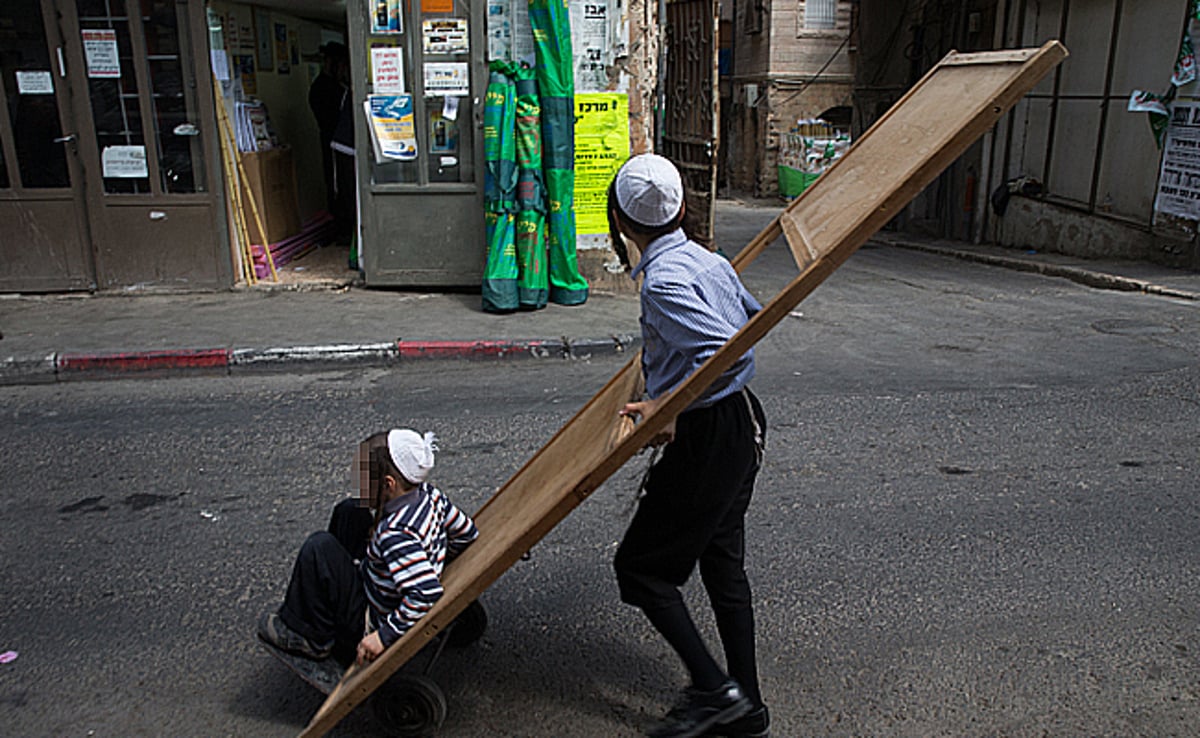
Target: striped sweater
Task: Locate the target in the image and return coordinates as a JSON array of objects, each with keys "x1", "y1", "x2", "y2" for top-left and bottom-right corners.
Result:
[{"x1": 362, "y1": 483, "x2": 479, "y2": 647}]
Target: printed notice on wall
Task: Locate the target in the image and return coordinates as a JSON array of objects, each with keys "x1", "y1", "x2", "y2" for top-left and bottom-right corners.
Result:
[
  {"x1": 486, "y1": 0, "x2": 534, "y2": 65},
  {"x1": 423, "y1": 62, "x2": 470, "y2": 96},
  {"x1": 371, "y1": 46, "x2": 405, "y2": 94},
  {"x1": 1155, "y1": 101, "x2": 1200, "y2": 220},
  {"x1": 83, "y1": 29, "x2": 121, "y2": 78},
  {"x1": 16, "y1": 70, "x2": 54, "y2": 95},
  {"x1": 423, "y1": 19, "x2": 469, "y2": 54},
  {"x1": 102, "y1": 145, "x2": 149, "y2": 178},
  {"x1": 572, "y1": 2, "x2": 610, "y2": 92},
  {"x1": 372, "y1": 0, "x2": 403, "y2": 34},
  {"x1": 574, "y1": 93, "x2": 629, "y2": 235},
  {"x1": 366, "y1": 95, "x2": 418, "y2": 161}
]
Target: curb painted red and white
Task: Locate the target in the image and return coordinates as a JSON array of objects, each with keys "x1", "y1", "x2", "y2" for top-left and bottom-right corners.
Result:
[{"x1": 0, "y1": 335, "x2": 637, "y2": 386}]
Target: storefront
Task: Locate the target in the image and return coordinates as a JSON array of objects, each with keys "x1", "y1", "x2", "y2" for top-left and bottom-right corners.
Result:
[{"x1": 1, "y1": 0, "x2": 668, "y2": 294}]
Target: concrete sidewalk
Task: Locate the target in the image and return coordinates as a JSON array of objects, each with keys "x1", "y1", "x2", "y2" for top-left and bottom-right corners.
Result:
[
  {"x1": 0, "y1": 286, "x2": 643, "y2": 384},
  {"x1": 873, "y1": 232, "x2": 1200, "y2": 302},
  {"x1": 2, "y1": 199, "x2": 1198, "y2": 386}
]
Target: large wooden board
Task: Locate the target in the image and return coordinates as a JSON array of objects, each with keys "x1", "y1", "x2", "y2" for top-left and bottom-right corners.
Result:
[{"x1": 297, "y1": 41, "x2": 1068, "y2": 737}]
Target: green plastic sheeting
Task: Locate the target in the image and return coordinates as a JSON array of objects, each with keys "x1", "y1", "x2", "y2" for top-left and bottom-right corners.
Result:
[
  {"x1": 529, "y1": 0, "x2": 588, "y2": 306},
  {"x1": 483, "y1": 62, "x2": 519, "y2": 313},
  {"x1": 514, "y1": 66, "x2": 548, "y2": 309}
]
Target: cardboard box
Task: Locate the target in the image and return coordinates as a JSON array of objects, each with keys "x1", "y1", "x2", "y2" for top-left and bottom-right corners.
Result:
[{"x1": 238, "y1": 146, "x2": 301, "y2": 245}]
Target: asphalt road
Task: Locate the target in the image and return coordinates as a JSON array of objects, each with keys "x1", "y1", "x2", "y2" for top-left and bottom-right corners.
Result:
[{"x1": 1, "y1": 242, "x2": 1198, "y2": 737}]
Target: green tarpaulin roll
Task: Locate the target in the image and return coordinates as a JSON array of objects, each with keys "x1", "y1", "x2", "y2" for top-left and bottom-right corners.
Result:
[
  {"x1": 514, "y1": 66, "x2": 548, "y2": 309},
  {"x1": 483, "y1": 62, "x2": 519, "y2": 313},
  {"x1": 529, "y1": 0, "x2": 588, "y2": 306}
]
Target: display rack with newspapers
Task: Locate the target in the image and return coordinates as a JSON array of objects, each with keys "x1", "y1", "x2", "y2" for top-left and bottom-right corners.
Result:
[{"x1": 234, "y1": 99, "x2": 278, "y2": 153}]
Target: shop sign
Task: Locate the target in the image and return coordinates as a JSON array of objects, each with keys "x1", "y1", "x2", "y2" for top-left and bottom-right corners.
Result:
[
  {"x1": 82, "y1": 29, "x2": 121, "y2": 79},
  {"x1": 423, "y1": 62, "x2": 470, "y2": 96},
  {"x1": 573, "y1": 93, "x2": 629, "y2": 235},
  {"x1": 101, "y1": 145, "x2": 149, "y2": 178},
  {"x1": 15, "y1": 70, "x2": 54, "y2": 95},
  {"x1": 1155, "y1": 101, "x2": 1200, "y2": 220},
  {"x1": 423, "y1": 19, "x2": 469, "y2": 54}
]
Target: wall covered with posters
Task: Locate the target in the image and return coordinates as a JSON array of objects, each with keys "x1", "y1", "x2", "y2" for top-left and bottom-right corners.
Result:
[
  {"x1": 486, "y1": 0, "x2": 652, "y2": 291},
  {"x1": 486, "y1": 0, "x2": 632, "y2": 244},
  {"x1": 990, "y1": 0, "x2": 1198, "y2": 268}
]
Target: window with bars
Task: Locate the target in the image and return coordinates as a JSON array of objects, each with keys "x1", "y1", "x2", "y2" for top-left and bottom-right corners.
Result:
[{"x1": 802, "y1": 0, "x2": 836, "y2": 30}]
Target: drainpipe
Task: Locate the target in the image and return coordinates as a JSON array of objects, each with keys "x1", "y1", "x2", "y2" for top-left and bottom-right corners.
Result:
[
  {"x1": 655, "y1": 0, "x2": 668, "y2": 151},
  {"x1": 975, "y1": 0, "x2": 1010, "y2": 244}
]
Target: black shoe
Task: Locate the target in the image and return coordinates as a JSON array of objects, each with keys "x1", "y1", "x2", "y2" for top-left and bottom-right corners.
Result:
[
  {"x1": 257, "y1": 611, "x2": 332, "y2": 660},
  {"x1": 648, "y1": 680, "x2": 752, "y2": 738},
  {"x1": 706, "y1": 705, "x2": 770, "y2": 737}
]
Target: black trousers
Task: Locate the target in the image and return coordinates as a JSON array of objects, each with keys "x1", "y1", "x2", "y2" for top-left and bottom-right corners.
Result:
[
  {"x1": 279, "y1": 499, "x2": 374, "y2": 662},
  {"x1": 614, "y1": 388, "x2": 766, "y2": 700}
]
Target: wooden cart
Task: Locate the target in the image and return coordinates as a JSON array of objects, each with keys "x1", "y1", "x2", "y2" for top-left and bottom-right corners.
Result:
[{"x1": 296, "y1": 42, "x2": 1069, "y2": 738}]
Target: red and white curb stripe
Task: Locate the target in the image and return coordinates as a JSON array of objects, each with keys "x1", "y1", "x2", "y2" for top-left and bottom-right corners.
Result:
[{"x1": 0, "y1": 336, "x2": 636, "y2": 385}]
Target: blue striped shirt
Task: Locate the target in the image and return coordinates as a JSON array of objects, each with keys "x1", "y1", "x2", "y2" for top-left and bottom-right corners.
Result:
[
  {"x1": 362, "y1": 483, "x2": 478, "y2": 647},
  {"x1": 630, "y1": 229, "x2": 761, "y2": 408}
]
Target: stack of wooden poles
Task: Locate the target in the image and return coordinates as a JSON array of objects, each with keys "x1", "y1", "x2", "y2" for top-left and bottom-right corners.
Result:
[{"x1": 212, "y1": 78, "x2": 278, "y2": 285}]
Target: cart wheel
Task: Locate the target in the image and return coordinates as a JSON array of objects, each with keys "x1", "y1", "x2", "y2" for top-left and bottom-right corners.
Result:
[
  {"x1": 446, "y1": 599, "x2": 487, "y2": 648},
  {"x1": 370, "y1": 674, "x2": 448, "y2": 738}
]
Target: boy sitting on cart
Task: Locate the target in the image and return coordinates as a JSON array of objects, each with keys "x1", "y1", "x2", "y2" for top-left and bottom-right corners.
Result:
[{"x1": 258, "y1": 428, "x2": 479, "y2": 666}]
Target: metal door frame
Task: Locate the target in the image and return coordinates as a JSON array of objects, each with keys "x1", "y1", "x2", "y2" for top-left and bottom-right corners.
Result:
[
  {"x1": 351, "y1": 0, "x2": 488, "y2": 287},
  {"x1": 0, "y1": 0, "x2": 96, "y2": 291},
  {"x1": 59, "y1": 0, "x2": 230, "y2": 289},
  {"x1": 661, "y1": 0, "x2": 720, "y2": 247}
]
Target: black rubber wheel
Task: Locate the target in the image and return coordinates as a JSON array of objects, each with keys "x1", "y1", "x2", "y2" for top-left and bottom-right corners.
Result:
[
  {"x1": 370, "y1": 674, "x2": 448, "y2": 738},
  {"x1": 446, "y1": 599, "x2": 488, "y2": 648}
]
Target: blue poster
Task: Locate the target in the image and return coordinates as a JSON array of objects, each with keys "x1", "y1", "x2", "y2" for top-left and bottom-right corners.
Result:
[{"x1": 367, "y1": 94, "x2": 418, "y2": 161}]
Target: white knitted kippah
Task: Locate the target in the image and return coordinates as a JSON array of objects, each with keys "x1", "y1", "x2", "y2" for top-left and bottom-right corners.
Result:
[
  {"x1": 387, "y1": 429, "x2": 437, "y2": 484},
  {"x1": 615, "y1": 153, "x2": 684, "y2": 228}
]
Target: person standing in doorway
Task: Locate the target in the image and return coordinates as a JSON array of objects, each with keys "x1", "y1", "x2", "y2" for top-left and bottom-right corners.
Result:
[
  {"x1": 308, "y1": 42, "x2": 350, "y2": 228},
  {"x1": 609, "y1": 154, "x2": 770, "y2": 738}
]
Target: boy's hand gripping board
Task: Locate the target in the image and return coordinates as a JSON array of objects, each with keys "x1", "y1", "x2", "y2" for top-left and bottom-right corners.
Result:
[{"x1": 298, "y1": 41, "x2": 1068, "y2": 737}]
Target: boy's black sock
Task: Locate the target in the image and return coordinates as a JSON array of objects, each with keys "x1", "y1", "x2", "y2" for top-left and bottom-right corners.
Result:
[
  {"x1": 644, "y1": 601, "x2": 726, "y2": 691},
  {"x1": 715, "y1": 606, "x2": 762, "y2": 708}
]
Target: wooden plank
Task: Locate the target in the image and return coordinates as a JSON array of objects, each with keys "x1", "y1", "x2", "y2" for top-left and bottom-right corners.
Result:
[
  {"x1": 780, "y1": 212, "x2": 818, "y2": 270},
  {"x1": 297, "y1": 41, "x2": 1068, "y2": 738},
  {"x1": 940, "y1": 49, "x2": 1038, "y2": 65}
]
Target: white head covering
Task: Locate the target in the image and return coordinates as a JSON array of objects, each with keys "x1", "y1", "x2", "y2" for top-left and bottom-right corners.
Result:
[
  {"x1": 615, "y1": 153, "x2": 684, "y2": 228},
  {"x1": 387, "y1": 428, "x2": 438, "y2": 484}
]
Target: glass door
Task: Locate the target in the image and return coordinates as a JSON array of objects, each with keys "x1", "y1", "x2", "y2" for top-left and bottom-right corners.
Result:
[
  {"x1": 64, "y1": 0, "x2": 229, "y2": 289},
  {"x1": 354, "y1": 0, "x2": 487, "y2": 286},
  {"x1": 0, "y1": 0, "x2": 95, "y2": 291}
]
